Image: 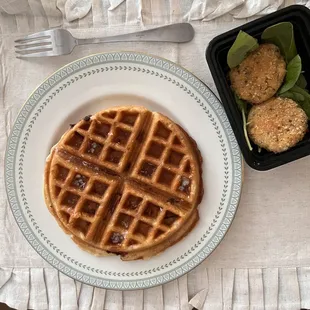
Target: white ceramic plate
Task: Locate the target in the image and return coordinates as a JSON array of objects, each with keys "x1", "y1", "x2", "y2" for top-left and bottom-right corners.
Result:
[{"x1": 5, "y1": 52, "x2": 242, "y2": 290}]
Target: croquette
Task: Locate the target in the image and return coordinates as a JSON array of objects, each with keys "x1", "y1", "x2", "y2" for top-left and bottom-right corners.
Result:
[
  {"x1": 247, "y1": 97, "x2": 308, "y2": 153},
  {"x1": 230, "y1": 44, "x2": 286, "y2": 104}
]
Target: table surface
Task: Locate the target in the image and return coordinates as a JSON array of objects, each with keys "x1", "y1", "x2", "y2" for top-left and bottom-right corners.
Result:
[{"x1": 1, "y1": 1, "x2": 310, "y2": 310}]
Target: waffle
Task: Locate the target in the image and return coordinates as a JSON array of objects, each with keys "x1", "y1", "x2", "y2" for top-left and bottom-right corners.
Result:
[{"x1": 44, "y1": 106, "x2": 203, "y2": 260}]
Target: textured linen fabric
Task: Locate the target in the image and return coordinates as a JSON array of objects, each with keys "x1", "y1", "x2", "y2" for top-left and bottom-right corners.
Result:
[{"x1": 1, "y1": 0, "x2": 310, "y2": 309}]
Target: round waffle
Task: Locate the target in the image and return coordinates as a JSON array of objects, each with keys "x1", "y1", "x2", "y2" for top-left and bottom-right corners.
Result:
[{"x1": 44, "y1": 106, "x2": 203, "y2": 260}]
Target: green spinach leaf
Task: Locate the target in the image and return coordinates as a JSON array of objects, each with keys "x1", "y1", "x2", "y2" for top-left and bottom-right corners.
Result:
[
  {"x1": 227, "y1": 31, "x2": 259, "y2": 69},
  {"x1": 234, "y1": 92, "x2": 247, "y2": 111},
  {"x1": 297, "y1": 101, "x2": 310, "y2": 119},
  {"x1": 280, "y1": 85, "x2": 310, "y2": 119},
  {"x1": 296, "y1": 73, "x2": 307, "y2": 89},
  {"x1": 261, "y1": 22, "x2": 297, "y2": 63},
  {"x1": 242, "y1": 108, "x2": 253, "y2": 151},
  {"x1": 280, "y1": 90, "x2": 304, "y2": 102},
  {"x1": 278, "y1": 54, "x2": 302, "y2": 94},
  {"x1": 233, "y1": 93, "x2": 253, "y2": 150}
]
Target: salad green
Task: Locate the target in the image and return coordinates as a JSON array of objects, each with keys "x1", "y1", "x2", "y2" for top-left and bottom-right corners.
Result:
[
  {"x1": 261, "y1": 22, "x2": 297, "y2": 63},
  {"x1": 234, "y1": 93, "x2": 253, "y2": 151},
  {"x1": 227, "y1": 31, "x2": 259, "y2": 69},
  {"x1": 227, "y1": 22, "x2": 310, "y2": 152},
  {"x1": 280, "y1": 85, "x2": 310, "y2": 118},
  {"x1": 296, "y1": 73, "x2": 307, "y2": 89},
  {"x1": 278, "y1": 55, "x2": 302, "y2": 94}
]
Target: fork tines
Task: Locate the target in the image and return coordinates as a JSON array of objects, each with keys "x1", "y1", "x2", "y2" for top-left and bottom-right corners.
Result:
[{"x1": 15, "y1": 30, "x2": 53, "y2": 57}]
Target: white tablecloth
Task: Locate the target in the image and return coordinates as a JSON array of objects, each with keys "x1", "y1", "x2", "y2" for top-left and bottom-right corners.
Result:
[{"x1": 1, "y1": 0, "x2": 310, "y2": 309}]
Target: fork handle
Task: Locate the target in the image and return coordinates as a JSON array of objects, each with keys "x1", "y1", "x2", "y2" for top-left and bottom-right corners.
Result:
[{"x1": 76, "y1": 23, "x2": 194, "y2": 45}]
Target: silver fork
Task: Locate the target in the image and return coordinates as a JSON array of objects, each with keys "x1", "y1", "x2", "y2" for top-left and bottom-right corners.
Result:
[{"x1": 15, "y1": 23, "x2": 194, "y2": 58}]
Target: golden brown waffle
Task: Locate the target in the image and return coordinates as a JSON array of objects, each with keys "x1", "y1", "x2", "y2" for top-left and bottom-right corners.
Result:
[{"x1": 44, "y1": 106, "x2": 203, "y2": 260}]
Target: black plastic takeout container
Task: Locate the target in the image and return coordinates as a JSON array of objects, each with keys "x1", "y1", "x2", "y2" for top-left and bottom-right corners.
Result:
[{"x1": 206, "y1": 5, "x2": 310, "y2": 171}]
